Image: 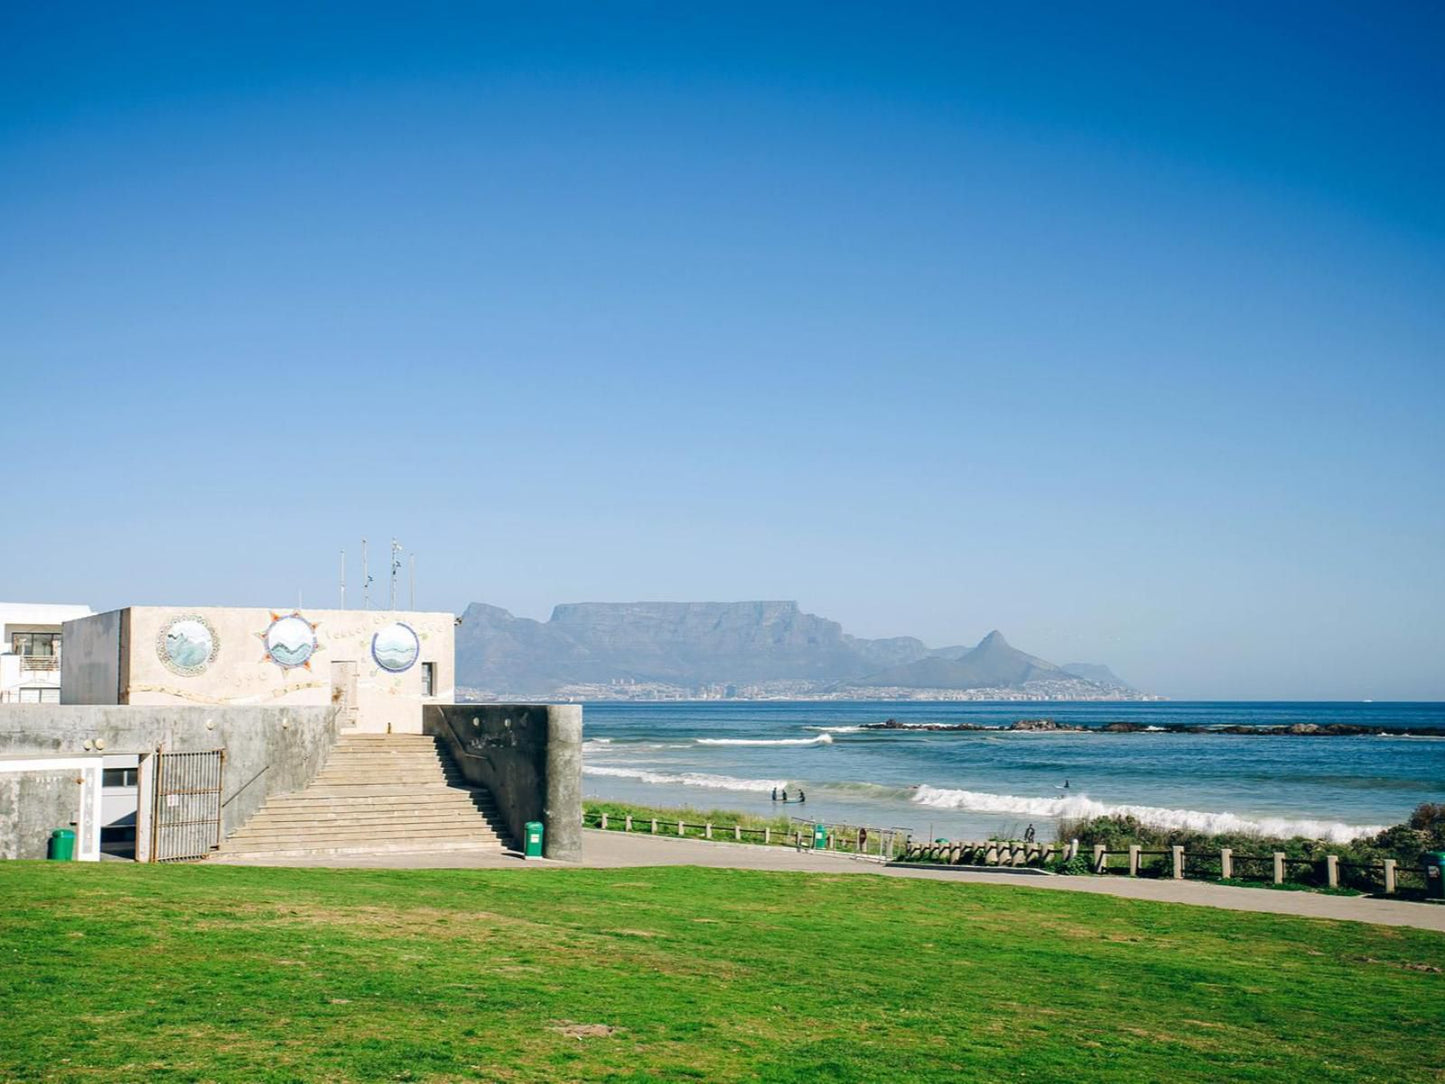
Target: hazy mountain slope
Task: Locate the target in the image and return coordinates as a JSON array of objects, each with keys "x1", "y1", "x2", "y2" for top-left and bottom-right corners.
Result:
[
  {"x1": 847, "y1": 630, "x2": 1066, "y2": 689},
  {"x1": 1062, "y1": 662, "x2": 1132, "y2": 689}
]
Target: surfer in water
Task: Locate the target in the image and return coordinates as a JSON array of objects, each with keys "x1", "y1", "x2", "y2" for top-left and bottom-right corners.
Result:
[{"x1": 771, "y1": 788, "x2": 778, "y2": 801}]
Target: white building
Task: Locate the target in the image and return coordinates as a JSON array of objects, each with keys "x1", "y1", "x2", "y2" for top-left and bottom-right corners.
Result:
[
  {"x1": 0, "y1": 602, "x2": 93, "y2": 703},
  {"x1": 62, "y1": 605, "x2": 455, "y2": 733}
]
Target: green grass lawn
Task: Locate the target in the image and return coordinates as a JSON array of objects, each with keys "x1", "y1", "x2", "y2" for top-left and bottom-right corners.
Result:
[{"x1": 1, "y1": 863, "x2": 1442, "y2": 1082}]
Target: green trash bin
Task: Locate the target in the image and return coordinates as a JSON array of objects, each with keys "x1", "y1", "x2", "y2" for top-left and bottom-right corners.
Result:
[
  {"x1": 812, "y1": 823, "x2": 827, "y2": 850},
  {"x1": 524, "y1": 821, "x2": 544, "y2": 859},
  {"x1": 1426, "y1": 852, "x2": 1445, "y2": 901},
  {"x1": 47, "y1": 829, "x2": 75, "y2": 861}
]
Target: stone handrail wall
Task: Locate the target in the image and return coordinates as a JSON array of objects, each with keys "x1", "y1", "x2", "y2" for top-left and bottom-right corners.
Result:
[{"x1": 424, "y1": 704, "x2": 582, "y2": 861}]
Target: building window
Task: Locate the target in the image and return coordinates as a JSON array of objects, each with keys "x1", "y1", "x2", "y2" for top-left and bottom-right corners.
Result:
[
  {"x1": 421, "y1": 662, "x2": 436, "y2": 697},
  {"x1": 103, "y1": 767, "x2": 139, "y2": 788},
  {"x1": 11, "y1": 632, "x2": 59, "y2": 657}
]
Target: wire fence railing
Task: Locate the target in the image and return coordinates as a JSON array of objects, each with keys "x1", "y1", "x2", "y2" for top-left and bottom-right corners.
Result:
[{"x1": 580, "y1": 808, "x2": 1443, "y2": 900}]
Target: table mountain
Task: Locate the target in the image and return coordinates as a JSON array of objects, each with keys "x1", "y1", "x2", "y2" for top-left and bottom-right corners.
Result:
[{"x1": 455, "y1": 601, "x2": 1137, "y2": 699}]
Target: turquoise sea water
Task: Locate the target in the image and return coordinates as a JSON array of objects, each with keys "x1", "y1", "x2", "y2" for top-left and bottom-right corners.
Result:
[{"x1": 580, "y1": 701, "x2": 1445, "y2": 843}]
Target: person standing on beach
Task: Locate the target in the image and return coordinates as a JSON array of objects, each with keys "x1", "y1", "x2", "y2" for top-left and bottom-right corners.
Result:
[{"x1": 771, "y1": 788, "x2": 778, "y2": 801}]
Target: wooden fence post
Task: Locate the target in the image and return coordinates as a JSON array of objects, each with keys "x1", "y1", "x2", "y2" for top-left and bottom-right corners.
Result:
[
  {"x1": 734, "y1": 825, "x2": 741, "y2": 842},
  {"x1": 600, "y1": 813, "x2": 608, "y2": 830},
  {"x1": 1128, "y1": 845, "x2": 1141, "y2": 877},
  {"x1": 651, "y1": 818, "x2": 658, "y2": 834},
  {"x1": 1172, "y1": 845, "x2": 1184, "y2": 880},
  {"x1": 1093, "y1": 844, "x2": 1107, "y2": 874},
  {"x1": 764, "y1": 827, "x2": 770, "y2": 845},
  {"x1": 677, "y1": 820, "x2": 685, "y2": 836},
  {"x1": 624, "y1": 815, "x2": 632, "y2": 832},
  {"x1": 1326, "y1": 854, "x2": 1338, "y2": 888},
  {"x1": 1383, "y1": 859, "x2": 1397, "y2": 895},
  {"x1": 1220, "y1": 847, "x2": 1232, "y2": 880},
  {"x1": 1273, "y1": 852, "x2": 1285, "y2": 885},
  {"x1": 1069, "y1": 838, "x2": 1080, "y2": 861},
  {"x1": 705, "y1": 823, "x2": 712, "y2": 840}
]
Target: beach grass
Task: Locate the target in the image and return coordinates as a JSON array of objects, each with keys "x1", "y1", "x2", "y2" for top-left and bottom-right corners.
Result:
[{"x1": 2, "y1": 862, "x2": 1442, "y2": 1082}]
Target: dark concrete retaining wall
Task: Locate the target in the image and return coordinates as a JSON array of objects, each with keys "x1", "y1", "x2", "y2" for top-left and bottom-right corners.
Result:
[
  {"x1": 0, "y1": 704, "x2": 339, "y2": 843},
  {"x1": 424, "y1": 704, "x2": 583, "y2": 861}
]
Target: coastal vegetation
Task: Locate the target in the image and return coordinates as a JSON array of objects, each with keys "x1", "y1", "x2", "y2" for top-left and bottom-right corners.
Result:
[
  {"x1": 583, "y1": 799, "x2": 799, "y2": 844},
  {"x1": 3, "y1": 862, "x2": 1443, "y2": 1082},
  {"x1": 1061, "y1": 803, "x2": 1445, "y2": 891},
  {"x1": 582, "y1": 800, "x2": 907, "y2": 855}
]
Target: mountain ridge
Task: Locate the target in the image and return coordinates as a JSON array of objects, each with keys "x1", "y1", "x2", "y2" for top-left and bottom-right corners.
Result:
[{"x1": 455, "y1": 600, "x2": 1144, "y2": 700}]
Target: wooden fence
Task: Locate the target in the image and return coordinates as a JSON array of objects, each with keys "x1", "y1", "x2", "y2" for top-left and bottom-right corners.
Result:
[
  {"x1": 581, "y1": 809, "x2": 910, "y2": 858},
  {"x1": 1087, "y1": 843, "x2": 1415, "y2": 894}
]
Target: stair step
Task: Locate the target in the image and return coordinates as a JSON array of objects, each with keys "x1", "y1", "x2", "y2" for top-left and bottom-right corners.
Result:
[
  {"x1": 222, "y1": 832, "x2": 499, "y2": 849},
  {"x1": 261, "y1": 793, "x2": 495, "y2": 809},
  {"x1": 242, "y1": 809, "x2": 491, "y2": 825},
  {"x1": 214, "y1": 840, "x2": 506, "y2": 860},
  {"x1": 219, "y1": 734, "x2": 511, "y2": 859}
]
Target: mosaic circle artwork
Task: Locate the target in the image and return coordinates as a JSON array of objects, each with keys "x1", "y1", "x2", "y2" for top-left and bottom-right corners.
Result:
[
  {"x1": 261, "y1": 612, "x2": 319, "y2": 669},
  {"x1": 372, "y1": 622, "x2": 420, "y2": 673},
  {"x1": 157, "y1": 615, "x2": 218, "y2": 676}
]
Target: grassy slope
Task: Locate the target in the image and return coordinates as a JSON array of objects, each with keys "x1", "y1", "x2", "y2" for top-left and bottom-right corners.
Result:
[{"x1": 0, "y1": 864, "x2": 1441, "y2": 1083}]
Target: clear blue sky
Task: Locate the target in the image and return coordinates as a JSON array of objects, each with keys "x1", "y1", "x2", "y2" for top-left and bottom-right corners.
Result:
[{"x1": 3, "y1": 3, "x2": 1442, "y2": 699}]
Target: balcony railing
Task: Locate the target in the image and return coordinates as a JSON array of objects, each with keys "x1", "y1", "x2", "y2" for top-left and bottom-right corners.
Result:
[{"x1": 16, "y1": 655, "x2": 59, "y2": 672}]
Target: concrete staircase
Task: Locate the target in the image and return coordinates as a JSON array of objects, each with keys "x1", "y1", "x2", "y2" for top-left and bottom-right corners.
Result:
[{"x1": 214, "y1": 733, "x2": 511, "y2": 860}]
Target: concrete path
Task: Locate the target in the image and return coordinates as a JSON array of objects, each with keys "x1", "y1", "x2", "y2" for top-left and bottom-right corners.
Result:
[{"x1": 210, "y1": 828, "x2": 1445, "y2": 934}]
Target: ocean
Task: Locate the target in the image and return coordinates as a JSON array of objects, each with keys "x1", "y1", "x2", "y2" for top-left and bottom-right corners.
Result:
[{"x1": 580, "y1": 701, "x2": 1445, "y2": 843}]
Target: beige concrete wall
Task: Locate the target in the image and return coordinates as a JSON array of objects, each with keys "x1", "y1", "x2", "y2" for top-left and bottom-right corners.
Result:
[{"x1": 66, "y1": 607, "x2": 454, "y2": 734}]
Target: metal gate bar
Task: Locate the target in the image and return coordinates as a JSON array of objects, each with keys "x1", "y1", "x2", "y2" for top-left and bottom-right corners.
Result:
[{"x1": 152, "y1": 750, "x2": 225, "y2": 862}]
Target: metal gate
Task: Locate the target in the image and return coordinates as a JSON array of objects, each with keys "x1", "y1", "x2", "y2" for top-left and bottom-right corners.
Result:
[{"x1": 151, "y1": 750, "x2": 225, "y2": 862}]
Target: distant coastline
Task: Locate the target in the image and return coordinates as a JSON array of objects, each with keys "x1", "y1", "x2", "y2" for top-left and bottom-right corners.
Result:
[{"x1": 459, "y1": 684, "x2": 1165, "y2": 703}]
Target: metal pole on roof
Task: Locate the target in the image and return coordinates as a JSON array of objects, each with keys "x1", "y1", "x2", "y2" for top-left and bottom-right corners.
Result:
[
  {"x1": 339, "y1": 549, "x2": 346, "y2": 609},
  {"x1": 409, "y1": 553, "x2": 415, "y2": 610},
  {"x1": 389, "y1": 539, "x2": 402, "y2": 610}
]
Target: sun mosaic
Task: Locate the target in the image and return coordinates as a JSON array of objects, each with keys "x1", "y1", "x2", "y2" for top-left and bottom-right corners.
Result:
[{"x1": 257, "y1": 611, "x2": 322, "y2": 670}]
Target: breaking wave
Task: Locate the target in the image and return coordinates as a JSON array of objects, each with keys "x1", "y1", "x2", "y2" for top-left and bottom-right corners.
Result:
[
  {"x1": 696, "y1": 734, "x2": 833, "y2": 747},
  {"x1": 583, "y1": 765, "x2": 787, "y2": 793},
  {"x1": 803, "y1": 725, "x2": 867, "y2": 734},
  {"x1": 910, "y1": 786, "x2": 1385, "y2": 843}
]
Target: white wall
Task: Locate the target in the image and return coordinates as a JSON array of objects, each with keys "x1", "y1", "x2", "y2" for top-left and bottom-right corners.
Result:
[
  {"x1": 65, "y1": 607, "x2": 454, "y2": 733},
  {"x1": 1, "y1": 601, "x2": 92, "y2": 703}
]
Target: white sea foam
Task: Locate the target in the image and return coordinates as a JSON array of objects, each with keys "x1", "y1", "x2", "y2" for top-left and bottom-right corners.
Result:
[
  {"x1": 584, "y1": 765, "x2": 787, "y2": 793},
  {"x1": 695, "y1": 734, "x2": 833, "y2": 747},
  {"x1": 803, "y1": 725, "x2": 867, "y2": 734},
  {"x1": 909, "y1": 786, "x2": 1385, "y2": 843}
]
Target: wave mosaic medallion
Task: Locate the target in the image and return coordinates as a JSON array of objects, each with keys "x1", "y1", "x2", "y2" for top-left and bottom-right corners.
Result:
[
  {"x1": 259, "y1": 612, "x2": 320, "y2": 669},
  {"x1": 372, "y1": 621, "x2": 420, "y2": 672},
  {"x1": 157, "y1": 614, "x2": 219, "y2": 676}
]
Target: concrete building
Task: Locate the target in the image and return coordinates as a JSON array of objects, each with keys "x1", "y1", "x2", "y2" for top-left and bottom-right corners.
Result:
[
  {"x1": 2, "y1": 603, "x2": 583, "y2": 865},
  {"x1": 0, "y1": 602, "x2": 93, "y2": 703},
  {"x1": 62, "y1": 606, "x2": 455, "y2": 734}
]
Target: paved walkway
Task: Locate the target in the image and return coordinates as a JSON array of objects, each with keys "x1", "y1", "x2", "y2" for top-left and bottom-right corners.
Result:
[{"x1": 212, "y1": 829, "x2": 1445, "y2": 933}]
